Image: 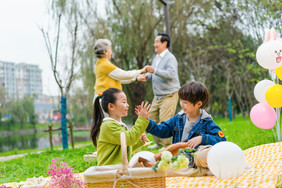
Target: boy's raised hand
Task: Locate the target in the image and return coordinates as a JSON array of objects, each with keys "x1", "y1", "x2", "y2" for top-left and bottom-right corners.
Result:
[{"x1": 135, "y1": 101, "x2": 152, "y2": 119}]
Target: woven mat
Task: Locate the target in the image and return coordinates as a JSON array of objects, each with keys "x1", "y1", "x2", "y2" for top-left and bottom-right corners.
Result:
[
  {"x1": 3, "y1": 142, "x2": 281, "y2": 188},
  {"x1": 166, "y1": 142, "x2": 282, "y2": 188}
]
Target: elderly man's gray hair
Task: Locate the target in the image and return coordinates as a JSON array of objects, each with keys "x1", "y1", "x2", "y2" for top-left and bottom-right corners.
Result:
[{"x1": 94, "y1": 39, "x2": 112, "y2": 58}]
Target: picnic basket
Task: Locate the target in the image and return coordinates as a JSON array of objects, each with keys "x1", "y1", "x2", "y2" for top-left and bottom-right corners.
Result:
[{"x1": 83, "y1": 132, "x2": 166, "y2": 188}]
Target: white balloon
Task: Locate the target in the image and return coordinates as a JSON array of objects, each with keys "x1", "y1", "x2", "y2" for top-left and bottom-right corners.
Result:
[
  {"x1": 207, "y1": 141, "x2": 247, "y2": 179},
  {"x1": 254, "y1": 79, "x2": 275, "y2": 103},
  {"x1": 256, "y1": 39, "x2": 282, "y2": 70},
  {"x1": 129, "y1": 151, "x2": 156, "y2": 167}
]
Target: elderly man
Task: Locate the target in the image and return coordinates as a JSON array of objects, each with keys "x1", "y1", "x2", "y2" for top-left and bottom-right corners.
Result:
[{"x1": 139, "y1": 33, "x2": 180, "y2": 149}]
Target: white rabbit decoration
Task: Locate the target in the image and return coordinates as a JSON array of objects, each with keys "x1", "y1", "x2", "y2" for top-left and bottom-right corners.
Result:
[{"x1": 256, "y1": 28, "x2": 282, "y2": 70}]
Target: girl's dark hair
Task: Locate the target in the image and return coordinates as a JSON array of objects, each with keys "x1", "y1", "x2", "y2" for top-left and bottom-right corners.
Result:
[
  {"x1": 90, "y1": 88, "x2": 122, "y2": 147},
  {"x1": 178, "y1": 81, "x2": 210, "y2": 108}
]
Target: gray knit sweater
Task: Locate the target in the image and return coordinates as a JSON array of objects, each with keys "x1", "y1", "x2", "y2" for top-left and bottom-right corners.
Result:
[{"x1": 147, "y1": 50, "x2": 180, "y2": 99}]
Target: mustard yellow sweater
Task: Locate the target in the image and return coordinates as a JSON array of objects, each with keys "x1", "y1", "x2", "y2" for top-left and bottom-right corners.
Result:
[{"x1": 94, "y1": 58, "x2": 122, "y2": 94}]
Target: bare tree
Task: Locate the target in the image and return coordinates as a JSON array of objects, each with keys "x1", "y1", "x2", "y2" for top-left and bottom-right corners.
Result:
[{"x1": 40, "y1": 0, "x2": 81, "y2": 149}]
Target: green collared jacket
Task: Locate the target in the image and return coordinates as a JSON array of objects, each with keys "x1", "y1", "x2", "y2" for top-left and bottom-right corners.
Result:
[{"x1": 97, "y1": 116, "x2": 149, "y2": 166}]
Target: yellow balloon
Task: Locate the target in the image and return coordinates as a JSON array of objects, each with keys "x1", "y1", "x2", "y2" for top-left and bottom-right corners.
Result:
[
  {"x1": 265, "y1": 84, "x2": 282, "y2": 108},
  {"x1": 275, "y1": 66, "x2": 282, "y2": 81}
]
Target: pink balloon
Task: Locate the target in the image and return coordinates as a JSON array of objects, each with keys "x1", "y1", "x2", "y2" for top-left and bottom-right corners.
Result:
[{"x1": 250, "y1": 103, "x2": 276, "y2": 129}]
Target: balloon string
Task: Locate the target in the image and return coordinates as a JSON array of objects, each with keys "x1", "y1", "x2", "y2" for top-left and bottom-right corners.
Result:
[
  {"x1": 272, "y1": 128, "x2": 277, "y2": 141},
  {"x1": 270, "y1": 69, "x2": 281, "y2": 141},
  {"x1": 276, "y1": 108, "x2": 281, "y2": 141},
  {"x1": 272, "y1": 70, "x2": 276, "y2": 82}
]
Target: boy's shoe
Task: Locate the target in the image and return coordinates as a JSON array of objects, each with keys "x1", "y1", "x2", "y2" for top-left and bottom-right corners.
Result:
[
  {"x1": 83, "y1": 151, "x2": 97, "y2": 162},
  {"x1": 148, "y1": 143, "x2": 161, "y2": 149},
  {"x1": 183, "y1": 150, "x2": 195, "y2": 168}
]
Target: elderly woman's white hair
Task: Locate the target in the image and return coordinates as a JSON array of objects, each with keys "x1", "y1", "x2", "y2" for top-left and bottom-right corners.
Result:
[{"x1": 94, "y1": 39, "x2": 112, "y2": 58}]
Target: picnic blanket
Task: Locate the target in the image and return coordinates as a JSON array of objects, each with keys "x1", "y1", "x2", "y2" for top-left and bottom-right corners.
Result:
[
  {"x1": 166, "y1": 142, "x2": 282, "y2": 188},
  {"x1": 2, "y1": 142, "x2": 281, "y2": 188}
]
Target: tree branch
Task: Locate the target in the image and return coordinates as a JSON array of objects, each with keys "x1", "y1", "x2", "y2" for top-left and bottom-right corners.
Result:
[
  {"x1": 40, "y1": 25, "x2": 63, "y2": 94},
  {"x1": 112, "y1": 0, "x2": 122, "y2": 16},
  {"x1": 66, "y1": 20, "x2": 78, "y2": 95}
]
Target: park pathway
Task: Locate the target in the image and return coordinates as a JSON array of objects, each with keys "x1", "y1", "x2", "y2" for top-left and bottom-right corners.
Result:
[
  {"x1": 0, "y1": 143, "x2": 90, "y2": 162},
  {"x1": 0, "y1": 152, "x2": 42, "y2": 162}
]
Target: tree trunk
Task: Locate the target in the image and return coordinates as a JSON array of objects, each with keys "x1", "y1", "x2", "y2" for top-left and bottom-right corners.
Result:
[
  {"x1": 21, "y1": 119, "x2": 24, "y2": 129},
  {"x1": 126, "y1": 82, "x2": 147, "y2": 123},
  {"x1": 228, "y1": 98, "x2": 232, "y2": 121},
  {"x1": 60, "y1": 97, "x2": 68, "y2": 149}
]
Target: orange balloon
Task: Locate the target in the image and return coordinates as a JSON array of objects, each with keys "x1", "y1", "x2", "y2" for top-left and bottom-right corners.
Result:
[
  {"x1": 275, "y1": 66, "x2": 282, "y2": 81},
  {"x1": 265, "y1": 84, "x2": 282, "y2": 108}
]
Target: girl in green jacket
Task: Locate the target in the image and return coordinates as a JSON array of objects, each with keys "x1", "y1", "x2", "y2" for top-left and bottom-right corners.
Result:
[{"x1": 90, "y1": 88, "x2": 151, "y2": 166}]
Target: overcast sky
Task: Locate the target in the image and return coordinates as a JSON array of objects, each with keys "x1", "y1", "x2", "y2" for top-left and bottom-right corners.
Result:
[
  {"x1": 0, "y1": 0, "x2": 60, "y2": 96},
  {"x1": 0, "y1": 0, "x2": 106, "y2": 96}
]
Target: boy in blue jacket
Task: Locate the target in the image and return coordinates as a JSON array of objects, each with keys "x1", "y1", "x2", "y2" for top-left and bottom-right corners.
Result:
[{"x1": 146, "y1": 81, "x2": 226, "y2": 173}]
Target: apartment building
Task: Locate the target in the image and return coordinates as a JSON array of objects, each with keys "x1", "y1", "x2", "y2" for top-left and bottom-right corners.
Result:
[
  {"x1": 0, "y1": 61, "x2": 42, "y2": 100},
  {"x1": 0, "y1": 61, "x2": 17, "y2": 100}
]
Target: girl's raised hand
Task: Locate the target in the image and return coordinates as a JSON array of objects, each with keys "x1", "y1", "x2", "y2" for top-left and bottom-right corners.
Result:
[
  {"x1": 135, "y1": 101, "x2": 151, "y2": 119},
  {"x1": 140, "y1": 133, "x2": 148, "y2": 142}
]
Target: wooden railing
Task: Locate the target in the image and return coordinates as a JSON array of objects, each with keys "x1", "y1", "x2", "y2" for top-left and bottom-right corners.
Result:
[{"x1": 44, "y1": 122, "x2": 89, "y2": 150}]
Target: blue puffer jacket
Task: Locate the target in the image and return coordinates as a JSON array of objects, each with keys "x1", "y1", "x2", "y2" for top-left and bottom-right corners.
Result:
[{"x1": 146, "y1": 110, "x2": 226, "y2": 146}]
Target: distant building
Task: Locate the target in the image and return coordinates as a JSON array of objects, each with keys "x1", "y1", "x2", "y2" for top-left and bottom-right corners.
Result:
[
  {"x1": 0, "y1": 61, "x2": 42, "y2": 100},
  {"x1": 35, "y1": 95, "x2": 59, "y2": 114},
  {"x1": 0, "y1": 61, "x2": 17, "y2": 100},
  {"x1": 16, "y1": 63, "x2": 43, "y2": 100},
  {"x1": 0, "y1": 61, "x2": 60, "y2": 123},
  {"x1": 35, "y1": 95, "x2": 60, "y2": 123}
]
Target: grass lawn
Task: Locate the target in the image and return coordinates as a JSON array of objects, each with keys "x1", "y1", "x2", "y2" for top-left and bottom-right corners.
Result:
[
  {"x1": 214, "y1": 116, "x2": 277, "y2": 150},
  {"x1": 0, "y1": 116, "x2": 278, "y2": 184}
]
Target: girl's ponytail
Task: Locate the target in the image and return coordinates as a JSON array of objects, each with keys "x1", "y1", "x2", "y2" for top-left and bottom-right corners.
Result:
[
  {"x1": 90, "y1": 95, "x2": 104, "y2": 147},
  {"x1": 90, "y1": 88, "x2": 122, "y2": 147}
]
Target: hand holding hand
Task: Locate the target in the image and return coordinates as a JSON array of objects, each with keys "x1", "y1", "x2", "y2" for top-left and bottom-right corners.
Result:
[
  {"x1": 187, "y1": 136, "x2": 202, "y2": 149},
  {"x1": 140, "y1": 133, "x2": 148, "y2": 142},
  {"x1": 135, "y1": 101, "x2": 152, "y2": 119},
  {"x1": 137, "y1": 74, "x2": 148, "y2": 82},
  {"x1": 146, "y1": 66, "x2": 155, "y2": 73},
  {"x1": 141, "y1": 65, "x2": 149, "y2": 73}
]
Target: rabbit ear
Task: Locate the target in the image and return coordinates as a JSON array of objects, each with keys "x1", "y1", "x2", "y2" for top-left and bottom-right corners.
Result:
[
  {"x1": 270, "y1": 27, "x2": 278, "y2": 40},
  {"x1": 264, "y1": 28, "x2": 271, "y2": 42}
]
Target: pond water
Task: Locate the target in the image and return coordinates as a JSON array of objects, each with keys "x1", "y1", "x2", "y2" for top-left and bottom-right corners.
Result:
[{"x1": 0, "y1": 129, "x2": 91, "y2": 153}]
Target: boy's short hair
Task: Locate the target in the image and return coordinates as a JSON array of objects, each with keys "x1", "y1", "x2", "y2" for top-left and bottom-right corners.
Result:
[{"x1": 178, "y1": 81, "x2": 210, "y2": 108}]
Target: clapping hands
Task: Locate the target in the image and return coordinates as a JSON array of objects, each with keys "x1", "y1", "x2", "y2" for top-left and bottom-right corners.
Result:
[{"x1": 135, "y1": 101, "x2": 152, "y2": 119}]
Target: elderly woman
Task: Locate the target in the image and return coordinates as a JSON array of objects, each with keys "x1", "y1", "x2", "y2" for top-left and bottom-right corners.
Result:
[{"x1": 93, "y1": 39, "x2": 148, "y2": 95}]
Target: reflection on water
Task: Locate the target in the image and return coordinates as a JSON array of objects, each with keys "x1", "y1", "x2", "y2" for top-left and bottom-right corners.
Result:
[{"x1": 0, "y1": 130, "x2": 91, "y2": 152}]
